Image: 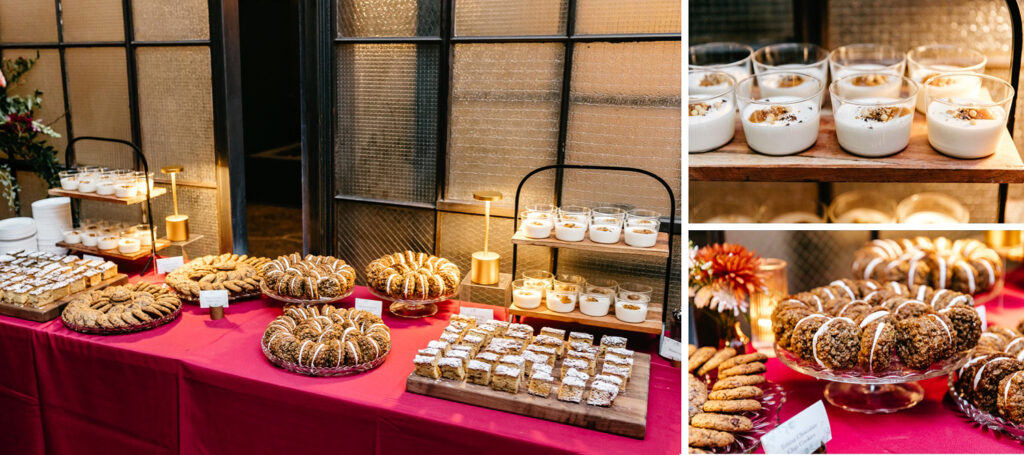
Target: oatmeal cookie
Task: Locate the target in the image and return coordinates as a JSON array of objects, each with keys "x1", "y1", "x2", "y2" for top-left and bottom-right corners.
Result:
[
  {"x1": 702, "y1": 399, "x2": 762, "y2": 413},
  {"x1": 691, "y1": 413, "x2": 753, "y2": 432}
]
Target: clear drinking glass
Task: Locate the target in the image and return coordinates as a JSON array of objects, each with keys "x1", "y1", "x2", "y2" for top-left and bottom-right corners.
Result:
[
  {"x1": 829, "y1": 74, "x2": 919, "y2": 157},
  {"x1": 589, "y1": 207, "x2": 625, "y2": 244},
  {"x1": 555, "y1": 206, "x2": 589, "y2": 242},
  {"x1": 689, "y1": 69, "x2": 737, "y2": 153},
  {"x1": 827, "y1": 191, "x2": 897, "y2": 223},
  {"x1": 735, "y1": 71, "x2": 824, "y2": 156},
  {"x1": 829, "y1": 44, "x2": 906, "y2": 80},
  {"x1": 689, "y1": 42, "x2": 754, "y2": 85},
  {"x1": 897, "y1": 192, "x2": 969, "y2": 224},
  {"x1": 511, "y1": 279, "x2": 545, "y2": 309},
  {"x1": 753, "y1": 43, "x2": 830, "y2": 84},
  {"x1": 58, "y1": 170, "x2": 79, "y2": 191},
  {"x1": 908, "y1": 45, "x2": 986, "y2": 113},
  {"x1": 925, "y1": 73, "x2": 1013, "y2": 159}
]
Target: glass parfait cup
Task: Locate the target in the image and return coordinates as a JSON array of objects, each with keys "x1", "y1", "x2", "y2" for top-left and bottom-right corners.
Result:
[
  {"x1": 908, "y1": 45, "x2": 986, "y2": 113},
  {"x1": 829, "y1": 44, "x2": 906, "y2": 81},
  {"x1": 511, "y1": 279, "x2": 545, "y2": 309},
  {"x1": 581, "y1": 278, "x2": 617, "y2": 317},
  {"x1": 753, "y1": 43, "x2": 830, "y2": 86},
  {"x1": 521, "y1": 203, "x2": 555, "y2": 239},
  {"x1": 521, "y1": 270, "x2": 554, "y2": 302},
  {"x1": 689, "y1": 69, "x2": 737, "y2": 153},
  {"x1": 925, "y1": 73, "x2": 1013, "y2": 159},
  {"x1": 589, "y1": 207, "x2": 625, "y2": 244},
  {"x1": 555, "y1": 206, "x2": 589, "y2": 242},
  {"x1": 96, "y1": 170, "x2": 117, "y2": 195},
  {"x1": 616, "y1": 282, "x2": 652, "y2": 323},
  {"x1": 736, "y1": 71, "x2": 824, "y2": 156},
  {"x1": 58, "y1": 170, "x2": 79, "y2": 191},
  {"x1": 827, "y1": 191, "x2": 897, "y2": 223},
  {"x1": 689, "y1": 42, "x2": 754, "y2": 85},
  {"x1": 135, "y1": 171, "x2": 154, "y2": 194},
  {"x1": 547, "y1": 274, "x2": 585, "y2": 313},
  {"x1": 897, "y1": 192, "x2": 969, "y2": 224},
  {"x1": 829, "y1": 73, "x2": 918, "y2": 157},
  {"x1": 624, "y1": 209, "x2": 660, "y2": 248}
]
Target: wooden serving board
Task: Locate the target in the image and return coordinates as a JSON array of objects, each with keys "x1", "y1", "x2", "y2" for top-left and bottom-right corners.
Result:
[
  {"x1": 511, "y1": 231, "x2": 670, "y2": 258},
  {"x1": 509, "y1": 302, "x2": 663, "y2": 335},
  {"x1": 56, "y1": 238, "x2": 170, "y2": 261},
  {"x1": 0, "y1": 273, "x2": 129, "y2": 322},
  {"x1": 406, "y1": 352, "x2": 651, "y2": 439},
  {"x1": 47, "y1": 187, "x2": 167, "y2": 205},
  {"x1": 689, "y1": 112, "x2": 1024, "y2": 183}
]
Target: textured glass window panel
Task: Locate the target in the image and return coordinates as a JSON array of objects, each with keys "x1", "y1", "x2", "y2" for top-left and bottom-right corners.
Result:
[
  {"x1": 334, "y1": 200, "x2": 434, "y2": 284},
  {"x1": 454, "y1": 0, "x2": 566, "y2": 36},
  {"x1": 1, "y1": 49, "x2": 68, "y2": 154},
  {"x1": 724, "y1": 231, "x2": 869, "y2": 294},
  {"x1": 337, "y1": 0, "x2": 439, "y2": 37},
  {"x1": 136, "y1": 47, "x2": 216, "y2": 186},
  {"x1": 688, "y1": 181, "x2": 818, "y2": 222},
  {"x1": 556, "y1": 240, "x2": 681, "y2": 314},
  {"x1": 64, "y1": 48, "x2": 134, "y2": 170},
  {"x1": 61, "y1": 0, "x2": 124, "y2": 42},
  {"x1": 688, "y1": 0, "x2": 793, "y2": 45},
  {"x1": 0, "y1": 2, "x2": 57, "y2": 43},
  {"x1": 575, "y1": 0, "x2": 680, "y2": 35},
  {"x1": 334, "y1": 44, "x2": 438, "y2": 203},
  {"x1": 564, "y1": 42, "x2": 680, "y2": 213},
  {"x1": 132, "y1": 0, "x2": 210, "y2": 41},
  {"x1": 834, "y1": 182, "x2": 999, "y2": 223},
  {"x1": 448, "y1": 43, "x2": 562, "y2": 209},
  {"x1": 827, "y1": 0, "x2": 1011, "y2": 56},
  {"x1": 437, "y1": 211, "x2": 551, "y2": 281}
]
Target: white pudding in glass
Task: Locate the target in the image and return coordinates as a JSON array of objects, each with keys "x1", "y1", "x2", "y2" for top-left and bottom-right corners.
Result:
[
  {"x1": 96, "y1": 182, "x2": 116, "y2": 196},
  {"x1": 624, "y1": 226, "x2": 658, "y2": 248},
  {"x1": 834, "y1": 101, "x2": 914, "y2": 157},
  {"x1": 81, "y1": 232, "x2": 99, "y2": 247},
  {"x1": 579, "y1": 293, "x2": 612, "y2": 317},
  {"x1": 901, "y1": 211, "x2": 961, "y2": 224},
  {"x1": 926, "y1": 101, "x2": 1005, "y2": 158},
  {"x1": 741, "y1": 97, "x2": 820, "y2": 155},
  {"x1": 545, "y1": 291, "x2": 577, "y2": 313},
  {"x1": 62, "y1": 230, "x2": 81, "y2": 244},
  {"x1": 758, "y1": 66, "x2": 825, "y2": 99},
  {"x1": 77, "y1": 179, "x2": 97, "y2": 193},
  {"x1": 833, "y1": 72, "x2": 902, "y2": 100},
  {"x1": 554, "y1": 221, "x2": 586, "y2": 242},
  {"x1": 689, "y1": 98, "x2": 735, "y2": 152},
  {"x1": 512, "y1": 288, "x2": 542, "y2": 309},
  {"x1": 833, "y1": 208, "x2": 894, "y2": 223},
  {"x1": 60, "y1": 177, "x2": 79, "y2": 191},
  {"x1": 522, "y1": 219, "x2": 553, "y2": 239},
  {"x1": 588, "y1": 224, "x2": 621, "y2": 244},
  {"x1": 914, "y1": 68, "x2": 982, "y2": 113},
  {"x1": 115, "y1": 184, "x2": 138, "y2": 198},
  {"x1": 615, "y1": 301, "x2": 648, "y2": 323},
  {"x1": 117, "y1": 238, "x2": 141, "y2": 254},
  {"x1": 689, "y1": 72, "x2": 733, "y2": 96},
  {"x1": 98, "y1": 236, "x2": 118, "y2": 250}
]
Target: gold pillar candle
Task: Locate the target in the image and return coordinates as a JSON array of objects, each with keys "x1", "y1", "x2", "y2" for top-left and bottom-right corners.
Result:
[
  {"x1": 470, "y1": 190, "x2": 503, "y2": 285},
  {"x1": 162, "y1": 165, "x2": 189, "y2": 242},
  {"x1": 750, "y1": 258, "x2": 788, "y2": 355}
]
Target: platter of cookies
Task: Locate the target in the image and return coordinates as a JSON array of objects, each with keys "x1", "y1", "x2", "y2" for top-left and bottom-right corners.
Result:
[
  {"x1": 165, "y1": 254, "x2": 270, "y2": 303},
  {"x1": 947, "y1": 323, "x2": 1024, "y2": 443},
  {"x1": 259, "y1": 253, "x2": 357, "y2": 305},
  {"x1": 261, "y1": 304, "x2": 391, "y2": 377},
  {"x1": 688, "y1": 346, "x2": 784, "y2": 454},
  {"x1": 61, "y1": 282, "x2": 182, "y2": 335}
]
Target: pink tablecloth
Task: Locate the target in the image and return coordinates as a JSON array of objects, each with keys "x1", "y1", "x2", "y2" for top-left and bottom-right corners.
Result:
[
  {"x1": 0, "y1": 272, "x2": 681, "y2": 455},
  {"x1": 758, "y1": 269, "x2": 1024, "y2": 453}
]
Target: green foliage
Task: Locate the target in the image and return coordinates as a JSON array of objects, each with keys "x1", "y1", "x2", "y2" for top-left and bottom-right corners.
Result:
[{"x1": 0, "y1": 52, "x2": 63, "y2": 215}]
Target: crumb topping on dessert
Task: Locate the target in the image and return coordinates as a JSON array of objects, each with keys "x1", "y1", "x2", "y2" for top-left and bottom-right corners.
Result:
[
  {"x1": 559, "y1": 295, "x2": 572, "y2": 304},
  {"x1": 689, "y1": 100, "x2": 725, "y2": 117},
  {"x1": 857, "y1": 106, "x2": 912, "y2": 123},
  {"x1": 947, "y1": 107, "x2": 995, "y2": 125},
  {"x1": 622, "y1": 303, "x2": 643, "y2": 310},
  {"x1": 596, "y1": 226, "x2": 611, "y2": 232},
  {"x1": 562, "y1": 222, "x2": 579, "y2": 229},
  {"x1": 635, "y1": 228, "x2": 655, "y2": 235},
  {"x1": 851, "y1": 74, "x2": 888, "y2": 87},
  {"x1": 777, "y1": 74, "x2": 805, "y2": 88},
  {"x1": 699, "y1": 73, "x2": 730, "y2": 87},
  {"x1": 749, "y1": 105, "x2": 797, "y2": 124},
  {"x1": 922, "y1": 73, "x2": 956, "y2": 87}
]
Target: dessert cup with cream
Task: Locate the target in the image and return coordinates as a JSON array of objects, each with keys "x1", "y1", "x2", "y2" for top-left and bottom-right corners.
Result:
[
  {"x1": 896, "y1": 192, "x2": 969, "y2": 224},
  {"x1": 689, "y1": 69, "x2": 737, "y2": 153},
  {"x1": 59, "y1": 170, "x2": 79, "y2": 191},
  {"x1": 925, "y1": 73, "x2": 1013, "y2": 159},
  {"x1": 555, "y1": 206, "x2": 589, "y2": 242},
  {"x1": 908, "y1": 45, "x2": 986, "y2": 113},
  {"x1": 588, "y1": 207, "x2": 625, "y2": 244},
  {"x1": 829, "y1": 44, "x2": 905, "y2": 84},
  {"x1": 689, "y1": 42, "x2": 754, "y2": 86},
  {"x1": 752, "y1": 43, "x2": 829, "y2": 91},
  {"x1": 511, "y1": 279, "x2": 544, "y2": 309},
  {"x1": 736, "y1": 71, "x2": 824, "y2": 156},
  {"x1": 830, "y1": 73, "x2": 918, "y2": 157},
  {"x1": 827, "y1": 191, "x2": 897, "y2": 223},
  {"x1": 521, "y1": 204, "x2": 555, "y2": 239},
  {"x1": 624, "y1": 209, "x2": 659, "y2": 248}
]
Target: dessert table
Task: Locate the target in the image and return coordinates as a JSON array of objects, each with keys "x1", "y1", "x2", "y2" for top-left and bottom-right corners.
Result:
[
  {"x1": 0, "y1": 270, "x2": 681, "y2": 455},
  {"x1": 758, "y1": 269, "x2": 1024, "y2": 454}
]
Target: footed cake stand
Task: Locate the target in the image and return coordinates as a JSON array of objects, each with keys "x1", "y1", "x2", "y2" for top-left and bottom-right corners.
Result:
[
  {"x1": 775, "y1": 344, "x2": 970, "y2": 413},
  {"x1": 368, "y1": 287, "x2": 458, "y2": 318},
  {"x1": 947, "y1": 373, "x2": 1024, "y2": 442}
]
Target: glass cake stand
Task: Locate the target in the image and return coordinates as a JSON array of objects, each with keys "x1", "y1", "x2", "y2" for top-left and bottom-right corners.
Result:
[
  {"x1": 947, "y1": 372, "x2": 1024, "y2": 442},
  {"x1": 260, "y1": 281, "x2": 354, "y2": 305},
  {"x1": 775, "y1": 343, "x2": 970, "y2": 413},
  {"x1": 368, "y1": 287, "x2": 458, "y2": 318},
  {"x1": 706, "y1": 381, "x2": 786, "y2": 454}
]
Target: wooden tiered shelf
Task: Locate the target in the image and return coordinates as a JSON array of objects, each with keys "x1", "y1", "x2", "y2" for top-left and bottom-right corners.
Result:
[
  {"x1": 511, "y1": 231, "x2": 670, "y2": 258},
  {"x1": 689, "y1": 112, "x2": 1024, "y2": 183},
  {"x1": 47, "y1": 187, "x2": 166, "y2": 205},
  {"x1": 56, "y1": 238, "x2": 171, "y2": 261},
  {"x1": 509, "y1": 301, "x2": 663, "y2": 335}
]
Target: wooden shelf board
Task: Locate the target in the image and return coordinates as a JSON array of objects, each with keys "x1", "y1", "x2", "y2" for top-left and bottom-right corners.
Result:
[
  {"x1": 406, "y1": 352, "x2": 651, "y2": 439},
  {"x1": 689, "y1": 112, "x2": 1024, "y2": 183},
  {"x1": 511, "y1": 231, "x2": 670, "y2": 258},
  {"x1": 0, "y1": 273, "x2": 128, "y2": 322},
  {"x1": 47, "y1": 187, "x2": 167, "y2": 205},
  {"x1": 509, "y1": 302, "x2": 663, "y2": 335},
  {"x1": 57, "y1": 238, "x2": 171, "y2": 261}
]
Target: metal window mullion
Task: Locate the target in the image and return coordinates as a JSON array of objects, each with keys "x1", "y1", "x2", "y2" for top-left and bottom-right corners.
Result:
[
  {"x1": 122, "y1": 0, "x2": 143, "y2": 157},
  {"x1": 0, "y1": 40, "x2": 211, "y2": 49},
  {"x1": 54, "y1": 0, "x2": 75, "y2": 163},
  {"x1": 434, "y1": 0, "x2": 453, "y2": 255},
  {"x1": 549, "y1": 0, "x2": 578, "y2": 275}
]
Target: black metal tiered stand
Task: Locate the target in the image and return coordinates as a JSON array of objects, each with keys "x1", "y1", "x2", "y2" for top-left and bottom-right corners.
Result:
[
  {"x1": 62, "y1": 136, "x2": 160, "y2": 274},
  {"x1": 510, "y1": 164, "x2": 677, "y2": 361}
]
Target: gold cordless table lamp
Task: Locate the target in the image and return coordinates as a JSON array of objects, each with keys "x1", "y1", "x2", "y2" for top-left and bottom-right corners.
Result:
[
  {"x1": 162, "y1": 165, "x2": 189, "y2": 242},
  {"x1": 471, "y1": 191, "x2": 502, "y2": 285}
]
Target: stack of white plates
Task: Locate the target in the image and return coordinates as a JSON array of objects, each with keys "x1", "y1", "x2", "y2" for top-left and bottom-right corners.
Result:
[
  {"x1": 31, "y1": 197, "x2": 72, "y2": 254},
  {"x1": 0, "y1": 217, "x2": 38, "y2": 253}
]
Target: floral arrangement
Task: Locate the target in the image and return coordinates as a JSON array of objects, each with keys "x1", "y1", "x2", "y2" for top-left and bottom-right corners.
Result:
[
  {"x1": 689, "y1": 241, "x2": 765, "y2": 316},
  {"x1": 0, "y1": 52, "x2": 62, "y2": 214}
]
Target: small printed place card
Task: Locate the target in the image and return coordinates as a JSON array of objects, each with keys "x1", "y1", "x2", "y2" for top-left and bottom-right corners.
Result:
[
  {"x1": 83, "y1": 254, "x2": 103, "y2": 263},
  {"x1": 977, "y1": 305, "x2": 988, "y2": 330},
  {"x1": 460, "y1": 306, "x2": 494, "y2": 322},
  {"x1": 156, "y1": 256, "x2": 185, "y2": 275},
  {"x1": 660, "y1": 336, "x2": 683, "y2": 361},
  {"x1": 354, "y1": 298, "x2": 382, "y2": 317},
  {"x1": 761, "y1": 400, "x2": 831, "y2": 454},
  {"x1": 199, "y1": 289, "x2": 230, "y2": 309}
]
